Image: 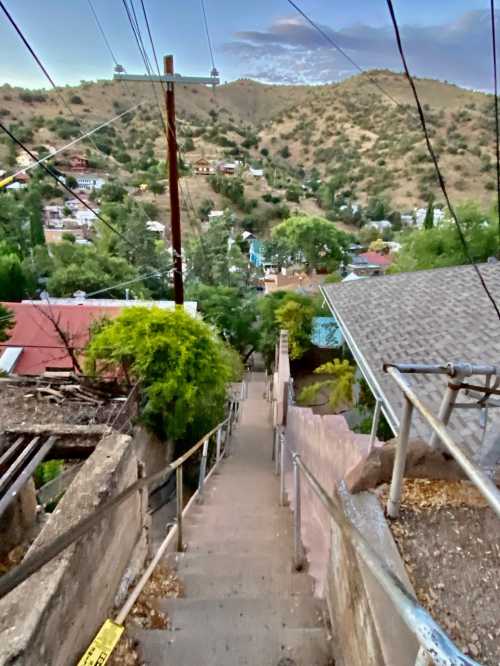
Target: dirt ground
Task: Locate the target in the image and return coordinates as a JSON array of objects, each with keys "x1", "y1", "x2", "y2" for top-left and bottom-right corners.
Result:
[
  {"x1": 107, "y1": 563, "x2": 183, "y2": 666},
  {"x1": 379, "y1": 479, "x2": 500, "y2": 664}
]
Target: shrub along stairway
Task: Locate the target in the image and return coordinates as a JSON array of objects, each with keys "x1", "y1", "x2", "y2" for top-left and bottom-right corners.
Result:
[{"x1": 131, "y1": 372, "x2": 333, "y2": 665}]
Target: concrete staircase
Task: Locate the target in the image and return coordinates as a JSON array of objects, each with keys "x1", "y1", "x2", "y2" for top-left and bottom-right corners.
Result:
[{"x1": 132, "y1": 373, "x2": 334, "y2": 666}]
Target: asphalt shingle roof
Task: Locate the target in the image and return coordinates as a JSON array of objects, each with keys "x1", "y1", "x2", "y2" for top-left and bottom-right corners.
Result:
[{"x1": 323, "y1": 263, "x2": 500, "y2": 451}]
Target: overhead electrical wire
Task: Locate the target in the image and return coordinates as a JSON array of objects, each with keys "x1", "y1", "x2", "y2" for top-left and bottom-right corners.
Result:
[
  {"x1": 490, "y1": 0, "x2": 500, "y2": 249},
  {"x1": 200, "y1": 0, "x2": 217, "y2": 74},
  {"x1": 285, "y1": 0, "x2": 401, "y2": 108},
  {"x1": 86, "y1": 0, "x2": 120, "y2": 67},
  {"x1": 4, "y1": 102, "x2": 143, "y2": 184},
  {"x1": 385, "y1": 0, "x2": 500, "y2": 321},
  {"x1": 0, "y1": 0, "x2": 117, "y2": 159},
  {"x1": 0, "y1": 120, "x2": 135, "y2": 249}
]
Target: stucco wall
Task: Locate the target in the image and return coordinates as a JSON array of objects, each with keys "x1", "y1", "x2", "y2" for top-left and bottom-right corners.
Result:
[{"x1": 0, "y1": 432, "x2": 147, "y2": 666}]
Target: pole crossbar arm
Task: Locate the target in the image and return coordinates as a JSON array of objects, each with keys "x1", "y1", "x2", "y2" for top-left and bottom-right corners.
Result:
[{"x1": 114, "y1": 73, "x2": 219, "y2": 85}]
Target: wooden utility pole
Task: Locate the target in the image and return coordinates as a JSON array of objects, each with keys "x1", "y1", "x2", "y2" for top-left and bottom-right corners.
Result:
[
  {"x1": 114, "y1": 58, "x2": 219, "y2": 307},
  {"x1": 164, "y1": 55, "x2": 183, "y2": 305}
]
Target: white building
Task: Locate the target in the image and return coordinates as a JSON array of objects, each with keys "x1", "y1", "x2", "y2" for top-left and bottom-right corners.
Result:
[
  {"x1": 208, "y1": 210, "x2": 224, "y2": 222},
  {"x1": 146, "y1": 220, "x2": 165, "y2": 233},
  {"x1": 76, "y1": 176, "x2": 105, "y2": 191},
  {"x1": 366, "y1": 219, "x2": 392, "y2": 232},
  {"x1": 75, "y1": 209, "x2": 99, "y2": 227},
  {"x1": 249, "y1": 167, "x2": 264, "y2": 177}
]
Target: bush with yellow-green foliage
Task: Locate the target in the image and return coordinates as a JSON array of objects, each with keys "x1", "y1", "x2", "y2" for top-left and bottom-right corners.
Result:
[
  {"x1": 298, "y1": 359, "x2": 355, "y2": 412},
  {"x1": 85, "y1": 306, "x2": 241, "y2": 442}
]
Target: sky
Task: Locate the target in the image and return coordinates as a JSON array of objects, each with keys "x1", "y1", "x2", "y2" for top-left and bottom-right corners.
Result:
[{"x1": 0, "y1": 1, "x2": 498, "y2": 91}]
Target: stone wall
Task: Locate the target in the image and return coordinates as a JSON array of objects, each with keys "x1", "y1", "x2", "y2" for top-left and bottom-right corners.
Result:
[{"x1": 0, "y1": 432, "x2": 148, "y2": 666}]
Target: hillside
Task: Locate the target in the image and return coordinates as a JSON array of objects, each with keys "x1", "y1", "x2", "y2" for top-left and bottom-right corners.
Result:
[{"x1": 0, "y1": 71, "x2": 498, "y2": 218}]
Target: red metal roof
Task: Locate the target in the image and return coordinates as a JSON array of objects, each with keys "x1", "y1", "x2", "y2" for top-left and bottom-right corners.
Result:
[
  {"x1": 359, "y1": 251, "x2": 393, "y2": 267},
  {"x1": 0, "y1": 302, "x2": 122, "y2": 375}
]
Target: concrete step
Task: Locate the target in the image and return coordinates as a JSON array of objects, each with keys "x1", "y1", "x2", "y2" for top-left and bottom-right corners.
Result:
[
  {"x1": 156, "y1": 596, "x2": 326, "y2": 631},
  {"x1": 165, "y1": 551, "x2": 294, "y2": 576},
  {"x1": 132, "y1": 625, "x2": 333, "y2": 666},
  {"x1": 184, "y1": 534, "x2": 294, "y2": 555},
  {"x1": 173, "y1": 571, "x2": 315, "y2": 599}
]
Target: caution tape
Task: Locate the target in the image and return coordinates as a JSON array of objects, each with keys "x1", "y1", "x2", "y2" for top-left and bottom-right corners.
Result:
[{"x1": 77, "y1": 619, "x2": 124, "y2": 666}]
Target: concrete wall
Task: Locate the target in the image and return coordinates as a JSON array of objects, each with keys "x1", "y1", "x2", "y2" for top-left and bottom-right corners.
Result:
[
  {"x1": 284, "y1": 404, "x2": 381, "y2": 591},
  {"x1": 0, "y1": 432, "x2": 148, "y2": 666}
]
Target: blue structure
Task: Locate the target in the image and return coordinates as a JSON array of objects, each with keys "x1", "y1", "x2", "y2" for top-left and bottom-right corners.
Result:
[
  {"x1": 311, "y1": 316, "x2": 343, "y2": 349},
  {"x1": 249, "y1": 239, "x2": 264, "y2": 267}
]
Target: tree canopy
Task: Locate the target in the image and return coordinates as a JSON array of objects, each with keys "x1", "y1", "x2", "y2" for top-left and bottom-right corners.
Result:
[
  {"x1": 266, "y1": 215, "x2": 349, "y2": 271},
  {"x1": 85, "y1": 307, "x2": 240, "y2": 442}
]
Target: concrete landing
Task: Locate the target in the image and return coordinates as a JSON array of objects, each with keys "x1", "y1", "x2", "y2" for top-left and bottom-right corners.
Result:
[{"x1": 133, "y1": 373, "x2": 333, "y2": 666}]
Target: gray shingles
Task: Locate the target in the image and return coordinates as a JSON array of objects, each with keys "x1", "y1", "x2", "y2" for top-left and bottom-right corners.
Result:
[{"x1": 323, "y1": 263, "x2": 500, "y2": 452}]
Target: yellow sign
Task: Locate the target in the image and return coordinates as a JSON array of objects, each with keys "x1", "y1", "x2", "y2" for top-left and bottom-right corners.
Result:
[{"x1": 77, "y1": 619, "x2": 124, "y2": 666}]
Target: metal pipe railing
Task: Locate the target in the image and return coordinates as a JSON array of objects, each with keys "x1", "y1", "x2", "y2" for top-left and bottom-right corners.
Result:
[
  {"x1": 0, "y1": 397, "x2": 241, "y2": 601},
  {"x1": 279, "y1": 432, "x2": 480, "y2": 666},
  {"x1": 386, "y1": 367, "x2": 500, "y2": 520}
]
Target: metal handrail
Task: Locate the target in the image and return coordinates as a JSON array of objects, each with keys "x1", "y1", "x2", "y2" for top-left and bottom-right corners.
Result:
[
  {"x1": 386, "y1": 366, "x2": 500, "y2": 520},
  {"x1": 278, "y1": 433, "x2": 481, "y2": 666},
  {"x1": 0, "y1": 397, "x2": 241, "y2": 601}
]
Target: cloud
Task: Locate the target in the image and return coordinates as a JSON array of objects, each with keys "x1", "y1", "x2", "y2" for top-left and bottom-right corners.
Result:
[{"x1": 222, "y1": 10, "x2": 498, "y2": 89}]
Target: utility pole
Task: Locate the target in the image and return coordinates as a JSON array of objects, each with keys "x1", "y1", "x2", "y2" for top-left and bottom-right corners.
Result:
[{"x1": 114, "y1": 57, "x2": 219, "y2": 306}]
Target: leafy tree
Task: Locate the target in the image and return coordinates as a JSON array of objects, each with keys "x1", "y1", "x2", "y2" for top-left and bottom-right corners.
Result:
[
  {"x1": 267, "y1": 215, "x2": 348, "y2": 271},
  {"x1": 0, "y1": 250, "x2": 30, "y2": 300},
  {"x1": 197, "y1": 198, "x2": 214, "y2": 220},
  {"x1": 298, "y1": 359, "x2": 356, "y2": 411},
  {"x1": 65, "y1": 175, "x2": 78, "y2": 189},
  {"x1": 275, "y1": 298, "x2": 315, "y2": 359},
  {"x1": 99, "y1": 182, "x2": 127, "y2": 203},
  {"x1": 423, "y1": 197, "x2": 434, "y2": 230},
  {"x1": 187, "y1": 284, "x2": 259, "y2": 357},
  {"x1": 258, "y1": 291, "x2": 317, "y2": 367},
  {"x1": 391, "y1": 203, "x2": 498, "y2": 272},
  {"x1": 25, "y1": 187, "x2": 45, "y2": 247},
  {"x1": 280, "y1": 145, "x2": 290, "y2": 159},
  {"x1": 185, "y1": 217, "x2": 249, "y2": 288},
  {"x1": 0, "y1": 303, "x2": 14, "y2": 341},
  {"x1": 85, "y1": 307, "x2": 236, "y2": 442}
]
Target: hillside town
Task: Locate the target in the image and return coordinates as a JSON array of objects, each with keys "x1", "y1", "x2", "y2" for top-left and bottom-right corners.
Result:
[{"x1": 0, "y1": 2, "x2": 499, "y2": 666}]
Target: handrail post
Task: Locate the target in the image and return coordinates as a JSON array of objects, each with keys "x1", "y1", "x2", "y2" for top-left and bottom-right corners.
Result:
[
  {"x1": 197, "y1": 438, "x2": 209, "y2": 503},
  {"x1": 176, "y1": 465, "x2": 183, "y2": 552},
  {"x1": 216, "y1": 427, "x2": 222, "y2": 465},
  {"x1": 388, "y1": 396, "x2": 413, "y2": 518},
  {"x1": 279, "y1": 430, "x2": 286, "y2": 506},
  {"x1": 369, "y1": 398, "x2": 382, "y2": 448},
  {"x1": 428, "y1": 384, "x2": 459, "y2": 451},
  {"x1": 292, "y1": 453, "x2": 303, "y2": 570}
]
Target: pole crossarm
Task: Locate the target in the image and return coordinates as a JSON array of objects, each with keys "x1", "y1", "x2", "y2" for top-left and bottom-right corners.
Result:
[{"x1": 114, "y1": 73, "x2": 219, "y2": 85}]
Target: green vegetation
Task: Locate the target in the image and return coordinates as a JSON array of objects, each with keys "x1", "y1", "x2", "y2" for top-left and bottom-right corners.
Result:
[
  {"x1": 86, "y1": 307, "x2": 239, "y2": 442},
  {"x1": 266, "y1": 215, "x2": 349, "y2": 271},
  {"x1": 298, "y1": 360, "x2": 355, "y2": 411},
  {"x1": 34, "y1": 460, "x2": 63, "y2": 488}
]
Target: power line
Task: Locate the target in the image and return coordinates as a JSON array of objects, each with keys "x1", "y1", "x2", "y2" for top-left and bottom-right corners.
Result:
[
  {"x1": 385, "y1": 0, "x2": 500, "y2": 322},
  {"x1": 490, "y1": 0, "x2": 500, "y2": 249},
  {"x1": 285, "y1": 0, "x2": 401, "y2": 108},
  {"x1": 0, "y1": 0, "x2": 111, "y2": 158},
  {"x1": 200, "y1": 0, "x2": 217, "y2": 74},
  {"x1": 86, "y1": 0, "x2": 120, "y2": 66},
  {"x1": 84, "y1": 266, "x2": 173, "y2": 297},
  {"x1": 4, "y1": 102, "x2": 142, "y2": 184},
  {"x1": 0, "y1": 120, "x2": 135, "y2": 249}
]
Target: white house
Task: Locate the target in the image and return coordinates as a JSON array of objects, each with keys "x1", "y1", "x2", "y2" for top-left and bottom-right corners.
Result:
[
  {"x1": 76, "y1": 176, "x2": 105, "y2": 191},
  {"x1": 146, "y1": 220, "x2": 165, "y2": 233},
  {"x1": 75, "y1": 209, "x2": 99, "y2": 227},
  {"x1": 415, "y1": 207, "x2": 446, "y2": 228},
  {"x1": 366, "y1": 219, "x2": 392, "y2": 232},
  {"x1": 208, "y1": 210, "x2": 224, "y2": 222},
  {"x1": 249, "y1": 167, "x2": 264, "y2": 177}
]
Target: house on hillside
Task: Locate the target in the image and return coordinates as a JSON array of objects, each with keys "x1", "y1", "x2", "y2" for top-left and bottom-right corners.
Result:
[
  {"x1": 348, "y1": 251, "x2": 392, "y2": 277},
  {"x1": 208, "y1": 210, "x2": 224, "y2": 223},
  {"x1": 218, "y1": 161, "x2": 237, "y2": 175},
  {"x1": 16, "y1": 152, "x2": 38, "y2": 168},
  {"x1": 249, "y1": 167, "x2": 264, "y2": 178},
  {"x1": 262, "y1": 271, "x2": 325, "y2": 296},
  {"x1": 193, "y1": 158, "x2": 214, "y2": 175},
  {"x1": 69, "y1": 154, "x2": 89, "y2": 171},
  {"x1": 366, "y1": 219, "x2": 392, "y2": 233},
  {"x1": 249, "y1": 238, "x2": 264, "y2": 267},
  {"x1": 76, "y1": 176, "x2": 105, "y2": 191},
  {"x1": 321, "y1": 262, "x2": 500, "y2": 454}
]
